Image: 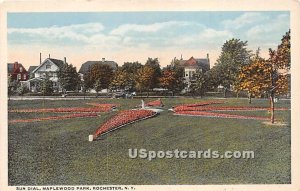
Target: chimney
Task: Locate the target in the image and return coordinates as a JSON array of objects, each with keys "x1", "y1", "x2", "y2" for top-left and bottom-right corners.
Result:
[
  {"x1": 64, "y1": 57, "x2": 66, "y2": 65},
  {"x1": 102, "y1": 58, "x2": 105, "y2": 62},
  {"x1": 207, "y1": 53, "x2": 210, "y2": 69},
  {"x1": 40, "y1": 52, "x2": 42, "y2": 65},
  {"x1": 13, "y1": 62, "x2": 18, "y2": 70},
  {"x1": 49, "y1": 54, "x2": 50, "y2": 58}
]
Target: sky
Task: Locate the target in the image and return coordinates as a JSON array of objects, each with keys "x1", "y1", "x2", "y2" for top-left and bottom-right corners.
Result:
[{"x1": 7, "y1": 11, "x2": 290, "y2": 70}]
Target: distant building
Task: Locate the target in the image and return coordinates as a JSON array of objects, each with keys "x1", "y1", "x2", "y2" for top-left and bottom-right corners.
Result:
[
  {"x1": 7, "y1": 62, "x2": 28, "y2": 82},
  {"x1": 27, "y1": 66, "x2": 38, "y2": 79},
  {"x1": 178, "y1": 54, "x2": 210, "y2": 92},
  {"x1": 78, "y1": 58, "x2": 118, "y2": 93},
  {"x1": 26, "y1": 54, "x2": 67, "y2": 92},
  {"x1": 79, "y1": 58, "x2": 118, "y2": 77}
]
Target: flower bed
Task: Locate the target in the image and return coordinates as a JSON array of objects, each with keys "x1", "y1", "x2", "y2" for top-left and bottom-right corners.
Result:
[
  {"x1": 172, "y1": 101, "x2": 289, "y2": 120},
  {"x1": 86, "y1": 103, "x2": 117, "y2": 111},
  {"x1": 173, "y1": 101, "x2": 225, "y2": 112},
  {"x1": 145, "y1": 99, "x2": 164, "y2": 107},
  {"x1": 9, "y1": 107, "x2": 110, "y2": 113},
  {"x1": 175, "y1": 111, "x2": 269, "y2": 120},
  {"x1": 9, "y1": 113, "x2": 98, "y2": 124},
  {"x1": 179, "y1": 101, "x2": 225, "y2": 107},
  {"x1": 93, "y1": 109, "x2": 157, "y2": 139},
  {"x1": 174, "y1": 106, "x2": 289, "y2": 112}
]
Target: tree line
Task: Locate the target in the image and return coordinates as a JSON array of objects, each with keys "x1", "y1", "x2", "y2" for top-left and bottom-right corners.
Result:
[{"x1": 9, "y1": 30, "x2": 290, "y2": 121}]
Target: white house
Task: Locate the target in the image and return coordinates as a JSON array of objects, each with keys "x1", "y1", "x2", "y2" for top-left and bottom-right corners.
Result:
[{"x1": 26, "y1": 56, "x2": 66, "y2": 92}]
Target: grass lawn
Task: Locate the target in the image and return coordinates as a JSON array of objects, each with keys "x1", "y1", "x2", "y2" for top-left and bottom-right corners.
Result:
[{"x1": 8, "y1": 97, "x2": 291, "y2": 185}]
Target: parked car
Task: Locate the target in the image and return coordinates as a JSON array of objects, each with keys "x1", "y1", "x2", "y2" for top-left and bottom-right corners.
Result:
[
  {"x1": 112, "y1": 91, "x2": 125, "y2": 98},
  {"x1": 112, "y1": 91, "x2": 136, "y2": 99}
]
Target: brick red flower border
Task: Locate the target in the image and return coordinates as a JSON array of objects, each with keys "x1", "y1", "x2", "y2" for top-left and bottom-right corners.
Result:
[
  {"x1": 9, "y1": 107, "x2": 110, "y2": 113},
  {"x1": 172, "y1": 101, "x2": 289, "y2": 120},
  {"x1": 93, "y1": 109, "x2": 157, "y2": 139},
  {"x1": 9, "y1": 113, "x2": 98, "y2": 124},
  {"x1": 86, "y1": 103, "x2": 117, "y2": 111},
  {"x1": 175, "y1": 111, "x2": 269, "y2": 120},
  {"x1": 145, "y1": 99, "x2": 164, "y2": 107}
]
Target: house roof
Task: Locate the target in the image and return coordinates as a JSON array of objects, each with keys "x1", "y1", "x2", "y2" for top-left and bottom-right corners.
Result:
[
  {"x1": 179, "y1": 59, "x2": 187, "y2": 66},
  {"x1": 32, "y1": 58, "x2": 66, "y2": 74},
  {"x1": 180, "y1": 56, "x2": 210, "y2": 71},
  {"x1": 28, "y1": 66, "x2": 38, "y2": 73},
  {"x1": 7, "y1": 64, "x2": 14, "y2": 73},
  {"x1": 7, "y1": 63, "x2": 27, "y2": 74},
  {"x1": 48, "y1": 58, "x2": 65, "y2": 68},
  {"x1": 79, "y1": 60, "x2": 118, "y2": 74},
  {"x1": 195, "y1": 58, "x2": 209, "y2": 66}
]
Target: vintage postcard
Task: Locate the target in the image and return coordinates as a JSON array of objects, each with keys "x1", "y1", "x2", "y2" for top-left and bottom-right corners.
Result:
[{"x1": 0, "y1": 0, "x2": 300, "y2": 191}]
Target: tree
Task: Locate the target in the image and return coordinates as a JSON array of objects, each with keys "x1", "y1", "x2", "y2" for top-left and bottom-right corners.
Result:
[
  {"x1": 8, "y1": 75, "x2": 15, "y2": 99},
  {"x1": 110, "y1": 70, "x2": 132, "y2": 91},
  {"x1": 16, "y1": 83, "x2": 29, "y2": 96},
  {"x1": 190, "y1": 70, "x2": 208, "y2": 97},
  {"x1": 41, "y1": 78, "x2": 53, "y2": 95},
  {"x1": 235, "y1": 48, "x2": 263, "y2": 103},
  {"x1": 267, "y1": 30, "x2": 290, "y2": 123},
  {"x1": 170, "y1": 58, "x2": 185, "y2": 93},
  {"x1": 135, "y1": 66, "x2": 155, "y2": 96},
  {"x1": 84, "y1": 64, "x2": 114, "y2": 91},
  {"x1": 121, "y1": 62, "x2": 142, "y2": 74},
  {"x1": 237, "y1": 30, "x2": 290, "y2": 123},
  {"x1": 145, "y1": 58, "x2": 161, "y2": 89},
  {"x1": 94, "y1": 79, "x2": 102, "y2": 97},
  {"x1": 212, "y1": 38, "x2": 252, "y2": 97},
  {"x1": 159, "y1": 61, "x2": 185, "y2": 95},
  {"x1": 83, "y1": 68, "x2": 94, "y2": 90},
  {"x1": 58, "y1": 63, "x2": 80, "y2": 92},
  {"x1": 159, "y1": 69, "x2": 176, "y2": 94},
  {"x1": 237, "y1": 54, "x2": 268, "y2": 104}
]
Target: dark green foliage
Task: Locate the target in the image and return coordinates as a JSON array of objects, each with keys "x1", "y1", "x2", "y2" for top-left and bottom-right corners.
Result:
[
  {"x1": 209, "y1": 38, "x2": 252, "y2": 96},
  {"x1": 58, "y1": 63, "x2": 80, "y2": 92},
  {"x1": 121, "y1": 61, "x2": 143, "y2": 74},
  {"x1": 190, "y1": 70, "x2": 209, "y2": 97},
  {"x1": 40, "y1": 78, "x2": 53, "y2": 95},
  {"x1": 16, "y1": 83, "x2": 29, "y2": 96},
  {"x1": 145, "y1": 57, "x2": 162, "y2": 89}
]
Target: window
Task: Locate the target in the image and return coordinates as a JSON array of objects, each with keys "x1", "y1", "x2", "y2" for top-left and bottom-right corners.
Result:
[
  {"x1": 23, "y1": 74, "x2": 27, "y2": 79},
  {"x1": 20, "y1": 67, "x2": 23, "y2": 72},
  {"x1": 17, "y1": 74, "x2": 21, "y2": 80},
  {"x1": 46, "y1": 64, "x2": 51, "y2": 69}
]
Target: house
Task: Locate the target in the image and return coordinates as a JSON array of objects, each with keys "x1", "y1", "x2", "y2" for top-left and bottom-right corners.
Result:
[
  {"x1": 78, "y1": 58, "x2": 118, "y2": 93},
  {"x1": 7, "y1": 62, "x2": 28, "y2": 82},
  {"x1": 26, "y1": 56, "x2": 67, "y2": 92},
  {"x1": 27, "y1": 66, "x2": 38, "y2": 79},
  {"x1": 78, "y1": 58, "x2": 118, "y2": 78},
  {"x1": 178, "y1": 54, "x2": 210, "y2": 92}
]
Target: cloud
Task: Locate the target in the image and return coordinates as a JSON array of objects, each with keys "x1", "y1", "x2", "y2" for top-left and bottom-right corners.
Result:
[
  {"x1": 110, "y1": 21, "x2": 197, "y2": 36},
  {"x1": 222, "y1": 12, "x2": 267, "y2": 30},
  {"x1": 8, "y1": 20, "x2": 235, "y2": 58},
  {"x1": 245, "y1": 14, "x2": 289, "y2": 43},
  {"x1": 8, "y1": 22, "x2": 105, "y2": 44}
]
